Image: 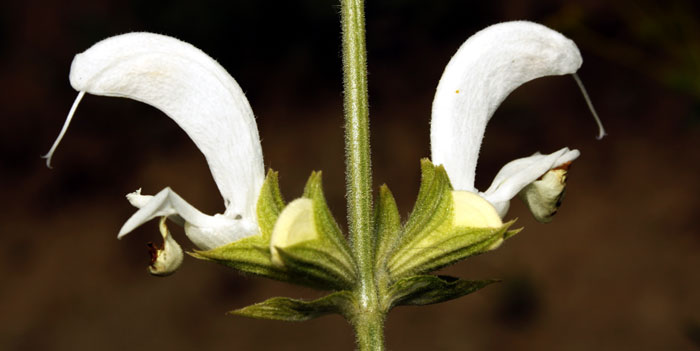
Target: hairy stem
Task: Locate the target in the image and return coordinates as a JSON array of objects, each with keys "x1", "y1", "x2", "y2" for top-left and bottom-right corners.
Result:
[{"x1": 340, "y1": 0, "x2": 383, "y2": 349}]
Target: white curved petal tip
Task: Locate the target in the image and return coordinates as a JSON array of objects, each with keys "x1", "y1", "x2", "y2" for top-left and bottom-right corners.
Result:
[
  {"x1": 118, "y1": 187, "x2": 260, "y2": 250},
  {"x1": 118, "y1": 188, "x2": 180, "y2": 239},
  {"x1": 481, "y1": 148, "x2": 580, "y2": 218},
  {"x1": 117, "y1": 187, "x2": 219, "y2": 239},
  {"x1": 43, "y1": 91, "x2": 86, "y2": 168},
  {"x1": 126, "y1": 188, "x2": 153, "y2": 208}
]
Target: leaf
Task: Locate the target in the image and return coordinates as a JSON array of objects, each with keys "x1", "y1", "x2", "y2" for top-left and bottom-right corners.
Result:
[
  {"x1": 231, "y1": 291, "x2": 355, "y2": 321},
  {"x1": 386, "y1": 275, "x2": 498, "y2": 308}
]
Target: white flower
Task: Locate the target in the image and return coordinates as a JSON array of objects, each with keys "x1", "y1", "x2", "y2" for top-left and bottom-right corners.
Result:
[
  {"x1": 45, "y1": 32, "x2": 265, "y2": 273},
  {"x1": 431, "y1": 21, "x2": 605, "y2": 222}
]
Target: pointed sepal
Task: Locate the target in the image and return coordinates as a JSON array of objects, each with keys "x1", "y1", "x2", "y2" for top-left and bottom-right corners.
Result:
[
  {"x1": 373, "y1": 184, "x2": 401, "y2": 270},
  {"x1": 231, "y1": 291, "x2": 355, "y2": 322},
  {"x1": 388, "y1": 159, "x2": 517, "y2": 278},
  {"x1": 269, "y1": 172, "x2": 357, "y2": 290},
  {"x1": 391, "y1": 159, "x2": 454, "y2": 256},
  {"x1": 256, "y1": 170, "x2": 286, "y2": 240}
]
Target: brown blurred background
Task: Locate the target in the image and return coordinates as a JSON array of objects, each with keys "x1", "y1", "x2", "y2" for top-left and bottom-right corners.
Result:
[{"x1": 1, "y1": 0, "x2": 699, "y2": 350}]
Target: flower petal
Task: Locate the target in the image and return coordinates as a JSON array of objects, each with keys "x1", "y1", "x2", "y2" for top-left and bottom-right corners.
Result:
[
  {"x1": 451, "y1": 191, "x2": 502, "y2": 228},
  {"x1": 431, "y1": 21, "x2": 582, "y2": 191},
  {"x1": 119, "y1": 187, "x2": 258, "y2": 250},
  {"x1": 49, "y1": 32, "x2": 264, "y2": 223},
  {"x1": 480, "y1": 147, "x2": 579, "y2": 217},
  {"x1": 126, "y1": 188, "x2": 184, "y2": 226},
  {"x1": 269, "y1": 198, "x2": 317, "y2": 266},
  {"x1": 148, "y1": 217, "x2": 184, "y2": 276},
  {"x1": 518, "y1": 165, "x2": 571, "y2": 223}
]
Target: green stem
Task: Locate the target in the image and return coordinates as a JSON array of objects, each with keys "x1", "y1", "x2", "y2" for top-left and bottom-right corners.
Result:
[
  {"x1": 351, "y1": 309, "x2": 385, "y2": 351},
  {"x1": 340, "y1": 0, "x2": 383, "y2": 350}
]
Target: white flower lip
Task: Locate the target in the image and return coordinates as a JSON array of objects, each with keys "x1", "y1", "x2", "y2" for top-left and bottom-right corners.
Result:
[
  {"x1": 47, "y1": 32, "x2": 266, "y2": 254},
  {"x1": 480, "y1": 148, "x2": 580, "y2": 218},
  {"x1": 148, "y1": 217, "x2": 184, "y2": 276},
  {"x1": 430, "y1": 21, "x2": 588, "y2": 220}
]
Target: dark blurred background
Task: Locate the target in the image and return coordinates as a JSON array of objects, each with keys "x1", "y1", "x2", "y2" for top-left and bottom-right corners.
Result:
[{"x1": 1, "y1": 0, "x2": 699, "y2": 350}]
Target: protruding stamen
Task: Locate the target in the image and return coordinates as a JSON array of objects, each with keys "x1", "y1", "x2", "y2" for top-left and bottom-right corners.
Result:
[
  {"x1": 573, "y1": 73, "x2": 606, "y2": 140},
  {"x1": 42, "y1": 91, "x2": 86, "y2": 168}
]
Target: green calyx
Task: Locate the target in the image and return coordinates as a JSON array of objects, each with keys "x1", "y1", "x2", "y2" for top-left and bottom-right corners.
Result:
[
  {"x1": 194, "y1": 170, "x2": 357, "y2": 291},
  {"x1": 190, "y1": 170, "x2": 289, "y2": 282},
  {"x1": 384, "y1": 159, "x2": 519, "y2": 279},
  {"x1": 195, "y1": 160, "x2": 520, "y2": 322},
  {"x1": 270, "y1": 171, "x2": 358, "y2": 290}
]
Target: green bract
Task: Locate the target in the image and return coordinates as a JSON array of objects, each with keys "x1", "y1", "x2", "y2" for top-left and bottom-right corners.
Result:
[
  {"x1": 386, "y1": 160, "x2": 519, "y2": 278},
  {"x1": 194, "y1": 160, "x2": 517, "y2": 321},
  {"x1": 194, "y1": 171, "x2": 357, "y2": 291}
]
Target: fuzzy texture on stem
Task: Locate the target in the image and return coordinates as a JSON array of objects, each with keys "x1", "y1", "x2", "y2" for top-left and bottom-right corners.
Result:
[{"x1": 341, "y1": 0, "x2": 383, "y2": 350}]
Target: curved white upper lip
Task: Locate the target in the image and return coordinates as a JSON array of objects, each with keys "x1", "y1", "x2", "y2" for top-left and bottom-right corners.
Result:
[
  {"x1": 47, "y1": 32, "x2": 265, "y2": 250},
  {"x1": 430, "y1": 21, "x2": 586, "y2": 218}
]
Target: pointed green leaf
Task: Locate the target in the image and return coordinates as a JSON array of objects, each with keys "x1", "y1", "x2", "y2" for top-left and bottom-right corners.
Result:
[
  {"x1": 231, "y1": 291, "x2": 355, "y2": 321},
  {"x1": 386, "y1": 275, "x2": 498, "y2": 308}
]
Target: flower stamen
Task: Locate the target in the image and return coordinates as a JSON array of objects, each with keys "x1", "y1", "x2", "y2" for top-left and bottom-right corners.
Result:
[
  {"x1": 573, "y1": 73, "x2": 606, "y2": 140},
  {"x1": 43, "y1": 91, "x2": 86, "y2": 168}
]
